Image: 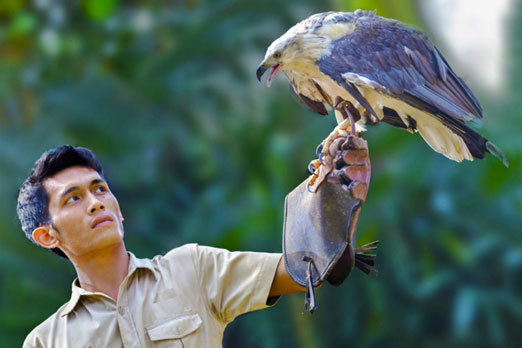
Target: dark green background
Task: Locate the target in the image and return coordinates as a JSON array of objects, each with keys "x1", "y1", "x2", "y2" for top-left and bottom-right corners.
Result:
[{"x1": 1, "y1": 0, "x2": 520, "y2": 346}]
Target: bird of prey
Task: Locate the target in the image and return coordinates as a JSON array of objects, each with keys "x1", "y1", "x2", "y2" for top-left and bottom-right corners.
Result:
[{"x1": 256, "y1": 10, "x2": 508, "y2": 180}]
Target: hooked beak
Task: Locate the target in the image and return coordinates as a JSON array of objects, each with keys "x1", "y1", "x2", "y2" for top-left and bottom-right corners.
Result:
[
  {"x1": 256, "y1": 62, "x2": 280, "y2": 88},
  {"x1": 256, "y1": 65, "x2": 268, "y2": 82}
]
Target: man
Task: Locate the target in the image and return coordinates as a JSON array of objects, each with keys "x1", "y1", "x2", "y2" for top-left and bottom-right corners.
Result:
[{"x1": 18, "y1": 142, "x2": 369, "y2": 347}]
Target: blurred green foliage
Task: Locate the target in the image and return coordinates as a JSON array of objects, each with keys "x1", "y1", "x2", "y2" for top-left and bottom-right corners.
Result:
[{"x1": 0, "y1": 0, "x2": 521, "y2": 347}]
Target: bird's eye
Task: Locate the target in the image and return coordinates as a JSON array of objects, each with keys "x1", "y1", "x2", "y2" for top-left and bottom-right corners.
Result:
[{"x1": 274, "y1": 51, "x2": 281, "y2": 59}]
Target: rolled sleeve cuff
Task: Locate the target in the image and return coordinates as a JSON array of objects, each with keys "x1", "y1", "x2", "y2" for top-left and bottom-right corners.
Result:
[{"x1": 249, "y1": 253, "x2": 282, "y2": 312}]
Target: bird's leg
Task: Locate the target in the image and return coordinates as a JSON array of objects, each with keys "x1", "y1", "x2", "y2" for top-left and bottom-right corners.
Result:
[
  {"x1": 307, "y1": 138, "x2": 345, "y2": 192},
  {"x1": 307, "y1": 98, "x2": 363, "y2": 192},
  {"x1": 320, "y1": 99, "x2": 362, "y2": 160},
  {"x1": 334, "y1": 97, "x2": 361, "y2": 136}
]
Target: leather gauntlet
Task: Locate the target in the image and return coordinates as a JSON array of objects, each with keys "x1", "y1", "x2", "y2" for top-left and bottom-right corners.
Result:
[{"x1": 283, "y1": 135, "x2": 378, "y2": 312}]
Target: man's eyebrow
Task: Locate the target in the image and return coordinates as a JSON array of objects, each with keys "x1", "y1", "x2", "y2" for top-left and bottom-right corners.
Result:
[
  {"x1": 59, "y1": 179, "x2": 106, "y2": 199},
  {"x1": 60, "y1": 186, "x2": 79, "y2": 199},
  {"x1": 90, "y1": 179, "x2": 105, "y2": 186}
]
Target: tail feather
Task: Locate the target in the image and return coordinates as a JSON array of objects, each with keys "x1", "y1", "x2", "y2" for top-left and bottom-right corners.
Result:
[{"x1": 486, "y1": 141, "x2": 509, "y2": 167}]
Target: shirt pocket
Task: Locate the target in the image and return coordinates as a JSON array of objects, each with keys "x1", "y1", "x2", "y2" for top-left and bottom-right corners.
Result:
[{"x1": 146, "y1": 313, "x2": 202, "y2": 347}]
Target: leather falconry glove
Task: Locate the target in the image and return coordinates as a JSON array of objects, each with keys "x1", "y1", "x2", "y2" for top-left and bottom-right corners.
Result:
[{"x1": 283, "y1": 134, "x2": 378, "y2": 313}]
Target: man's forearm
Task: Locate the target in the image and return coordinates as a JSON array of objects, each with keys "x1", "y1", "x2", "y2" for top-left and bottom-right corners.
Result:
[{"x1": 269, "y1": 256, "x2": 305, "y2": 298}]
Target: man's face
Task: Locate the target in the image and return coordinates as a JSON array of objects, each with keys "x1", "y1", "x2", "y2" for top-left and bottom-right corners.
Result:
[{"x1": 43, "y1": 166, "x2": 124, "y2": 257}]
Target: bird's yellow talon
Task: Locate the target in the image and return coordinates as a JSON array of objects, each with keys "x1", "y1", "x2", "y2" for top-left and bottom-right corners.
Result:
[{"x1": 310, "y1": 159, "x2": 321, "y2": 171}]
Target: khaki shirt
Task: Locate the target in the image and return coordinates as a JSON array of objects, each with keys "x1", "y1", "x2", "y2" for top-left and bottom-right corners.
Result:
[{"x1": 23, "y1": 244, "x2": 282, "y2": 348}]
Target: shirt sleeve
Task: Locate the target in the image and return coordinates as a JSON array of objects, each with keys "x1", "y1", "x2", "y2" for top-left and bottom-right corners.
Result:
[
  {"x1": 23, "y1": 328, "x2": 45, "y2": 348},
  {"x1": 191, "y1": 245, "x2": 282, "y2": 323}
]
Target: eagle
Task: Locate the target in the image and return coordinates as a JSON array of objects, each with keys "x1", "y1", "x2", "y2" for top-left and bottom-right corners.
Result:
[{"x1": 256, "y1": 10, "x2": 508, "y2": 176}]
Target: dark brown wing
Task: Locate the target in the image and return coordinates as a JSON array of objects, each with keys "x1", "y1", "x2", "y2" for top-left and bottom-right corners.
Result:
[
  {"x1": 317, "y1": 13, "x2": 483, "y2": 123},
  {"x1": 298, "y1": 93, "x2": 329, "y2": 115},
  {"x1": 316, "y1": 12, "x2": 508, "y2": 165}
]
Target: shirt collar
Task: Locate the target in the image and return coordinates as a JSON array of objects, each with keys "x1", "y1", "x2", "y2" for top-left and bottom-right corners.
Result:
[
  {"x1": 60, "y1": 252, "x2": 156, "y2": 317},
  {"x1": 127, "y1": 251, "x2": 156, "y2": 275}
]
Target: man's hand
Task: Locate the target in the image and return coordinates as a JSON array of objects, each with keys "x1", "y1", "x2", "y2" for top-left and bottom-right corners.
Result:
[
  {"x1": 326, "y1": 135, "x2": 371, "y2": 202},
  {"x1": 309, "y1": 134, "x2": 371, "y2": 198}
]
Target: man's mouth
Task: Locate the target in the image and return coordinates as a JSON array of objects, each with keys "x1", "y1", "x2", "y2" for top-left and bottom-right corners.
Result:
[{"x1": 91, "y1": 215, "x2": 114, "y2": 229}]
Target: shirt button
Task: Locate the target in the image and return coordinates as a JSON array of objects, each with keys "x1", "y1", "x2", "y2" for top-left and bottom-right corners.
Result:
[{"x1": 118, "y1": 306, "x2": 125, "y2": 315}]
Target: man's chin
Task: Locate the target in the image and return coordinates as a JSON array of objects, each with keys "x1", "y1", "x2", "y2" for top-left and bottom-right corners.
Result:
[{"x1": 79, "y1": 231, "x2": 125, "y2": 257}]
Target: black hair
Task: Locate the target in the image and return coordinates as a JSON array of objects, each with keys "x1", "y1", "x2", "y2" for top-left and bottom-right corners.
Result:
[{"x1": 17, "y1": 145, "x2": 104, "y2": 258}]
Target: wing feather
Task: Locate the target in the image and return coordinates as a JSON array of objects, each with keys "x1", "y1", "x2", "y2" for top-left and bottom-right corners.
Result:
[
  {"x1": 317, "y1": 15, "x2": 483, "y2": 124},
  {"x1": 298, "y1": 93, "x2": 329, "y2": 115}
]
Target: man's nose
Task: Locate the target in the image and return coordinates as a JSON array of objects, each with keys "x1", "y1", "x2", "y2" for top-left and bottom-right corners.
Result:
[{"x1": 88, "y1": 195, "x2": 105, "y2": 214}]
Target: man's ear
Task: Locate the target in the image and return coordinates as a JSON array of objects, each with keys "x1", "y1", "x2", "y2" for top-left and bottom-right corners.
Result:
[{"x1": 32, "y1": 226, "x2": 60, "y2": 249}]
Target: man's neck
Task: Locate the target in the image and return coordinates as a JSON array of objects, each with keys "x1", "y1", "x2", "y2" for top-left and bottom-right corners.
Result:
[{"x1": 72, "y1": 242, "x2": 130, "y2": 301}]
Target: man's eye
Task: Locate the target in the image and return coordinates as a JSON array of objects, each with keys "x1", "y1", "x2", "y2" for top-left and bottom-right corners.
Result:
[
  {"x1": 95, "y1": 186, "x2": 107, "y2": 193},
  {"x1": 65, "y1": 196, "x2": 79, "y2": 205}
]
